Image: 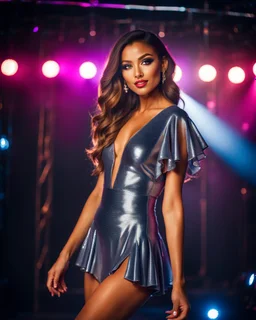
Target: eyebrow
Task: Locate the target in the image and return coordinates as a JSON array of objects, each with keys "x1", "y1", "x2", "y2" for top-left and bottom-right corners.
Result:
[{"x1": 121, "y1": 53, "x2": 154, "y2": 63}]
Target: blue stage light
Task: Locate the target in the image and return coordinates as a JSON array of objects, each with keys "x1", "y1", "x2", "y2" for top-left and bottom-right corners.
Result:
[
  {"x1": 0, "y1": 137, "x2": 9, "y2": 150},
  {"x1": 248, "y1": 273, "x2": 255, "y2": 286},
  {"x1": 207, "y1": 308, "x2": 219, "y2": 319}
]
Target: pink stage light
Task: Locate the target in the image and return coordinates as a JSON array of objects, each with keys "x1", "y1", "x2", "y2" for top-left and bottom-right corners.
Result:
[
  {"x1": 79, "y1": 62, "x2": 97, "y2": 79},
  {"x1": 228, "y1": 66, "x2": 245, "y2": 84},
  {"x1": 173, "y1": 65, "x2": 182, "y2": 82},
  {"x1": 198, "y1": 64, "x2": 217, "y2": 82},
  {"x1": 1, "y1": 59, "x2": 18, "y2": 76},
  {"x1": 206, "y1": 100, "x2": 216, "y2": 110},
  {"x1": 253, "y1": 63, "x2": 256, "y2": 76},
  {"x1": 42, "y1": 60, "x2": 60, "y2": 78},
  {"x1": 242, "y1": 122, "x2": 250, "y2": 132}
]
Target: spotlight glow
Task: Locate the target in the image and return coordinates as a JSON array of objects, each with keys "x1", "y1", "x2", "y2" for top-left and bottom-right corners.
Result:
[
  {"x1": 173, "y1": 65, "x2": 182, "y2": 82},
  {"x1": 198, "y1": 64, "x2": 217, "y2": 82},
  {"x1": 1, "y1": 59, "x2": 18, "y2": 76},
  {"x1": 228, "y1": 67, "x2": 245, "y2": 84},
  {"x1": 253, "y1": 63, "x2": 256, "y2": 76},
  {"x1": 207, "y1": 308, "x2": 219, "y2": 319},
  {"x1": 0, "y1": 137, "x2": 10, "y2": 150},
  {"x1": 42, "y1": 60, "x2": 60, "y2": 78},
  {"x1": 79, "y1": 62, "x2": 97, "y2": 79},
  {"x1": 248, "y1": 273, "x2": 255, "y2": 286}
]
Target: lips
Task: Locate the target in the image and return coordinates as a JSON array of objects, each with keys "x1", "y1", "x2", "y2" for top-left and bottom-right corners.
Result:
[{"x1": 134, "y1": 80, "x2": 148, "y2": 88}]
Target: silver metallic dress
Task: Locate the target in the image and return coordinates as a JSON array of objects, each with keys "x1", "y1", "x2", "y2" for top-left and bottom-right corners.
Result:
[{"x1": 75, "y1": 105, "x2": 208, "y2": 296}]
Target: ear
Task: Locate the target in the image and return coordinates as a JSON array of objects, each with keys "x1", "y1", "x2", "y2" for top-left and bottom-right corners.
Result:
[{"x1": 161, "y1": 56, "x2": 168, "y2": 73}]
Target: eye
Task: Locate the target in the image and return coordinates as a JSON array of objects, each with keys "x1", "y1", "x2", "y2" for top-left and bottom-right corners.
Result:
[
  {"x1": 121, "y1": 64, "x2": 132, "y2": 70},
  {"x1": 142, "y1": 58, "x2": 154, "y2": 65}
]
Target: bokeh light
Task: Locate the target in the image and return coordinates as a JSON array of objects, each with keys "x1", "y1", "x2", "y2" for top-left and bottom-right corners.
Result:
[
  {"x1": 1, "y1": 59, "x2": 18, "y2": 76},
  {"x1": 248, "y1": 273, "x2": 255, "y2": 286},
  {"x1": 242, "y1": 122, "x2": 250, "y2": 132},
  {"x1": 253, "y1": 62, "x2": 256, "y2": 76},
  {"x1": 42, "y1": 60, "x2": 60, "y2": 78},
  {"x1": 79, "y1": 62, "x2": 97, "y2": 79},
  {"x1": 228, "y1": 66, "x2": 245, "y2": 84},
  {"x1": 198, "y1": 64, "x2": 217, "y2": 82},
  {"x1": 173, "y1": 65, "x2": 182, "y2": 82},
  {"x1": 207, "y1": 308, "x2": 219, "y2": 319},
  {"x1": 0, "y1": 136, "x2": 10, "y2": 150}
]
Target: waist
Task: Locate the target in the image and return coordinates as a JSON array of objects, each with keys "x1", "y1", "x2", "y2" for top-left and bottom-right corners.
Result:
[
  {"x1": 95, "y1": 188, "x2": 159, "y2": 235},
  {"x1": 96, "y1": 187, "x2": 157, "y2": 216}
]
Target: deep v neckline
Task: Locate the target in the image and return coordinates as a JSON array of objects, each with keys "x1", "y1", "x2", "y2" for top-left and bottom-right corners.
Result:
[{"x1": 110, "y1": 105, "x2": 176, "y2": 189}]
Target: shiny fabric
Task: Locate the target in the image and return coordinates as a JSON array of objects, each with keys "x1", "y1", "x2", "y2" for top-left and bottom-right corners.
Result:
[{"x1": 75, "y1": 105, "x2": 208, "y2": 296}]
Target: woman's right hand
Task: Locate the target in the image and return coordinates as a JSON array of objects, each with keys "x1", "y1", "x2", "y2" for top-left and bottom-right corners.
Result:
[{"x1": 46, "y1": 255, "x2": 70, "y2": 297}]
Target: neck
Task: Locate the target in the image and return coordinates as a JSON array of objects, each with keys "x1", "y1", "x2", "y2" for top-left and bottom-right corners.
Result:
[{"x1": 138, "y1": 88, "x2": 167, "y2": 112}]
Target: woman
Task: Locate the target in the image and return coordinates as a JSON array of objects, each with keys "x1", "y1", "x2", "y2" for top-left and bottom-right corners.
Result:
[{"x1": 46, "y1": 29, "x2": 208, "y2": 320}]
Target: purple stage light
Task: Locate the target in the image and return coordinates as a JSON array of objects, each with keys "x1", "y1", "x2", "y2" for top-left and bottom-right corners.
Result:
[
  {"x1": 1, "y1": 59, "x2": 18, "y2": 76},
  {"x1": 33, "y1": 26, "x2": 39, "y2": 33},
  {"x1": 79, "y1": 62, "x2": 97, "y2": 79},
  {"x1": 42, "y1": 60, "x2": 60, "y2": 78}
]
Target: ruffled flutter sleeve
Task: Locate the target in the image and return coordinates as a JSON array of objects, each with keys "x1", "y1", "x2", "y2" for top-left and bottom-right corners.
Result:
[{"x1": 155, "y1": 109, "x2": 208, "y2": 181}]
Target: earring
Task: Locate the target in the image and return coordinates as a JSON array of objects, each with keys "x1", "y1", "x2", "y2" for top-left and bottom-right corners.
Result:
[
  {"x1": 162, "y1": 71, "x2": 166, "y2": 84},
  {"x1": 124, "y1": 82, "x2": 129, "y2": 93}
]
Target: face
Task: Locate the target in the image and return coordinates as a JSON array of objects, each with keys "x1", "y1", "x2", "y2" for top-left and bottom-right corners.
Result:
[{"x1": 121, "y1": 41, "x2": 167, "y2": 96}]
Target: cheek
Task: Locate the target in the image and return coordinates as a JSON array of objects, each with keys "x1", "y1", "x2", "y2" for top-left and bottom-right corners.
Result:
[{"x1": 145, "y1": 65, "x2": 161, "y2": 80}]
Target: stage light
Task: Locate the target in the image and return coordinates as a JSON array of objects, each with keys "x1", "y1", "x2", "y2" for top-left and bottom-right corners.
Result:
[
  {"x1": 79, "y1": 62, "x2": 97, "y2": 79},
  {"x1": 42, "y1": 61, "x2": 60, "y2": 78},
  {"x1": 242, "y1": 122, "x2": 249, "y2": 132},
  {"x1": 198, "y1": 64, "x2": 217, "y2": 82},
  {"x1": 173, "y1": 65, "x2": 182, "y2": 82},
  {"x1": 89, "y1": 30, "x2": 96, "y2": 37},
  {"x1": 206, "y1": 100, "x2": 216, "y2": 110},
  {"x1": 0, "y1": 137, "x2": 9, "y2": 151},
  {"x1": 207, "y1": 308, "x2": 219, "y2": 319},
  {"x1": 253, "y1": 63, "x2": 256, "y2": 76},
  {"x1": 248, "y1": 273, "x2": 255, "y2": 286},
  {"x1": 1, "y1": 59, "x2": 18, "y2": 76},
  {"x1": 228, "y1": 67, "x2": 245, "y2": 84},
  {"x1": 33, "y1": 26, "x2": 39, "y2": 33}
]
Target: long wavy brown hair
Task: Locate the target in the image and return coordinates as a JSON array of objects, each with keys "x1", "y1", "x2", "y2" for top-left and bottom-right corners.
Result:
[{"x1": 86, "y1": 29, "x2": 185, "y2": 176}]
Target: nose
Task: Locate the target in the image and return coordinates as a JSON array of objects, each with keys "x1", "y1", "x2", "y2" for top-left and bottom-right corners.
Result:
[{"x1": 134, "y1": 65, "x2": 144, "y2": 79}]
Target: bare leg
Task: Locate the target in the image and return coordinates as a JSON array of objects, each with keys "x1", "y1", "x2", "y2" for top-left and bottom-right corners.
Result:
[
  {"x1": 76, "y1": 256, "x2": 154, "y2": 320},
  {"x1": 84, "y1": 273, "x2": 100, "y2": 303}
]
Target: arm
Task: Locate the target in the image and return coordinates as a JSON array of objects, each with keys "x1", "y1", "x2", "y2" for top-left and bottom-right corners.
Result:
[
  {"x1": 59, "y1": 171, "x2": 105, "y2": 262},
  {"x1": 162, "y1": 120, "x2": 188, "y2": 289}
]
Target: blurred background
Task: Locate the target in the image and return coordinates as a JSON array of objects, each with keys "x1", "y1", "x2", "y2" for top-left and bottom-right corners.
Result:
[{"x1": 0, "y1": 0, "x2": 255, "y2": 319}]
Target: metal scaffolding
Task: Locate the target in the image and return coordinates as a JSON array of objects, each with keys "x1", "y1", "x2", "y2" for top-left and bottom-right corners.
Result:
[{"x1": 34, "y1": 87, "x2": 55, "y2": 313}]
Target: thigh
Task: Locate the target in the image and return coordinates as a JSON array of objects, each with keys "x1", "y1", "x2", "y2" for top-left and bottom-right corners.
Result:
[
  {"x1": 76, "y1": 256, "x2": 154, "y2": 320},
  {"x1": 84, "y1": 272, "x2": 100, "y2": 302}
]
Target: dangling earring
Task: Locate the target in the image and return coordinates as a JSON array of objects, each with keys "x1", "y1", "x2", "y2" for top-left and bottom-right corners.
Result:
[
  {"x1": 124, "y1": 82, "x2": 129, "y2": 93},
  {"x1": 162, "y1": 71, "x2": 166, "y2": 84}
]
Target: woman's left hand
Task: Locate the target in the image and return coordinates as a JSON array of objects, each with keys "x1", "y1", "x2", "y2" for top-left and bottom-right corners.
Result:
[{"x1": 165, "y1": 286, "x2": 191, "y2": 319}]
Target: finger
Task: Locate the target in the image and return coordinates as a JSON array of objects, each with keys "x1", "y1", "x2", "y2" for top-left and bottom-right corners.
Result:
[
  {"x1": 48, "y1": 275, "x2": 62, "y2": 296},
  {"x1": 46, "y1": 271, "x2": 54, "y2": 292},
  {"x1": 51, "y1": 287, "x2": 61, "y2": 297},
  {"x1": 60, "y1": 277, "x2": 68, "y2": 292},
  {"x1": 47, "y1": 274, "x2": 57, "y2": 296},
  {"x1": 166, "y1": 308, "x2": 179, "y2": 318},
  {"x1": 58, "y1": 274, "x2": 66, "y2": 290},
  {"x1": 171, "y1": 308, "x2": 189, "y2": 320},
  {"x1": 53, "y1": 271, "x2": 60, "y2": 289}
]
